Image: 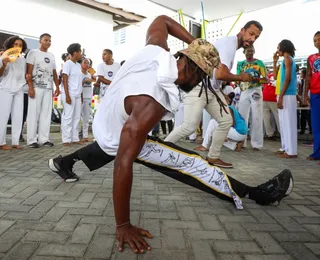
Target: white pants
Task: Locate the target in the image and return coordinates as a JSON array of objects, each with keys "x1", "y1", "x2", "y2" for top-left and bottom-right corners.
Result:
[
  {"x1": 27, "y1": 88, "x2": 53, "y2": 145},
  {"x1": 81, "y1": 98, "x2": 92, "y2": 138},
  {"x1": 173, "y1": 102, "x2": 198, "y2": 140},
  {"x1": 238, "y1": 87, "x2": 263, "y2": 149},
  {"x1": 278, "y1": 95, "x2": 297, "y2": 155},
  {"x1": 0, "y1": 89, "x2": 23, "y2": 146},
  {"x1": 203, "y1": 119, "x2": 247, "y2": 151},
  {"x1": 202, "y1": 109, "x2": 212, "y2": 134},
  {"x1": 263, "y1": 101, "x2": 280, "y2": 137},
  {"x1": 61, "y1": 94, "x2": 81, "y2": 143},
  {"x1": 166, "y1": 86, "x2": 232, "y2": 159}
]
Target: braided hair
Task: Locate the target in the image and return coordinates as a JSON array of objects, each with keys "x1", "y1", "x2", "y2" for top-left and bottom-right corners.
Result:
[
  {"x1": 175, "y1": 53, "x2": 228, "y2": 116},
  {"x1": 199, "y1": 76, "x2": 228, "y2": 116}
]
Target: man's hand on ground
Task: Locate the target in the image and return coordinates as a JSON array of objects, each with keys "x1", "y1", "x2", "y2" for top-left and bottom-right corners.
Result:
[{"x1": 116, "y1": 223, "x2": 152, "y2": 254}]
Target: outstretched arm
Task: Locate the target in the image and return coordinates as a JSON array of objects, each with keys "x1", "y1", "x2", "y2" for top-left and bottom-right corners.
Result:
[
  {"x1": 146, "y1": 15, "x2": 195, "y2": 50},
  {"x1": 114, "y1": 96, "x2": 165, "y2": 254}
]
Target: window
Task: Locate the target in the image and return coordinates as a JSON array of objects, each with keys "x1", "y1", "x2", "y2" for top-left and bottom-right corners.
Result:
[{"x1": 114, "y1": 28, "x2": 127, "y2": 46}]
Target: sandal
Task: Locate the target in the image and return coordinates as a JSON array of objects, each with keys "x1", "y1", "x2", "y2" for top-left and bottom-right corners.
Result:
[{"x1": 277, "y1": 152, "x2": 297, "y2": 159}]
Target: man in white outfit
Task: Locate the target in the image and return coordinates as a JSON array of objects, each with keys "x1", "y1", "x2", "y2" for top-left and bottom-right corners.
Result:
[
  {"x1": 237, "y1": 45, "x2": 267, "y2": 150},
  {"x1": 61, "y1": 43, "x2": 83, "y2": 146},
  {"x1": 195, "y1": 92, "x2": 248, "y2": 152},
  {"x1": 166, "y1": 21, "x2": 263, "y2": 168},
  {"x1": 96, "y1": 49, "x2": 120, "y2": 99},
  {"x1": 26, "y1": 33, "x2": 60, "y2": 148}
]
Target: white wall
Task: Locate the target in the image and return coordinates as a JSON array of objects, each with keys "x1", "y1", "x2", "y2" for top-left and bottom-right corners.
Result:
[
  {"x1": 0, "y1": 0, "x2": 114, "y2": 70},
  {"x1": 114, "y1": 0, "x2": 320, "y2": 72},
  {"x1": 221, "y1": 0, "x2": 320, "y2": 72}
]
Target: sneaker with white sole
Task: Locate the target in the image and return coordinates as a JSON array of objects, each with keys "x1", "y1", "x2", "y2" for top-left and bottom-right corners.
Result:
[
  {"x1": 48, "y1": 156, "x2": 79, "y2": 183},
  {"x1": 255, "y1": 169, "x2": 293, "y2": 205}
]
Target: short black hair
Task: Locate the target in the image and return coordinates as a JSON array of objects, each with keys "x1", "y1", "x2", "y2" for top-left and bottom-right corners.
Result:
[
  {"x1": 279, "y1": 39, "x2": 296, "y2": 57},
  {"x1": 61, "y1": 53, "x2": 69, "y2": 62},
  {"x1": 244, "y1": 20, "x2": 263, "y2": 31},
  {"x1": 3, "y1": 36, "x2": 27, "y2": 53},
  {"x1": 301, "y1": 67, "x2": 307, "y2": 77},
  {"x1": 314, "y1": 31, "x2": 320, "y2": 37},
  {"x1": 40, "y1": 33, "x2": 51, "y2": 40},
  {"x1": 67, "y1": 43, "x2": 81, "y2": 56},
  {"x1": 243, "y1": 45, "x2": 255, "y2": 53},
  {"x1": 120, "y1": 60, "x2": 126, "y2": 66},
  {"x1": 103, "y1": 49, "x2": 113, "y2": 55},
  {"x1": 296, "y1": 64, "x2": 300, "y2": 71}
]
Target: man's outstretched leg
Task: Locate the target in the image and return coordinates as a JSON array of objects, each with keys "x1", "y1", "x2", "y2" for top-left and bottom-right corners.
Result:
[
  {"x1": 48, "y1": 141, "x2": 115, "y2": 182},
  {"x1": 136, "y1": 137, "x2": 293, "y2": 208}
]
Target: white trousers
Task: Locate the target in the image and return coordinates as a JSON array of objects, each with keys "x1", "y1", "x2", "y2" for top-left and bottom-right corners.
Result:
[
  {"x1": 166, "y1": 86, "x2": 232, "y2": 159},
  {"x1": 263, "y1": 101, "x2": 280, "y2": 137},
  {"x1": 61, "y1": 94, "x2": 81, "y2": 143},
  {"x1": 203, "y1": 119, "x2": 247, "y2": 151},
  {"x1": 0, "y1": 89, "x2": 23, "y2": 146},
  {"x1": 238, "y1": 87, "x2": 264, "y2": 149},
  {"x1": 278, "y1": 95, "x2": 297, "y2": 155},
  {"x1": 138, "y1": 138, "x2": 243, "y2": 209},
  {"x1": 202, "y1": 109, "x2": 212, "y2": 134},
  {"x1": 173, "y1": 102, "x2": 198, "y2": 140},
  {"x1": 174, "y1": 102, "x2": 184, "y2": 128},
  {"x1": 81, "y1": 98, "x2": 92, "y2": 138},
  {"x1": 27, "y1": 88, "x2": 53, "y2": 145}
]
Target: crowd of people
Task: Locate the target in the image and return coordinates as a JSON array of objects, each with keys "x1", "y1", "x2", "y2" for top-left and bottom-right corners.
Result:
[
  {"x1": 0, "y1": 35, "x2": 122, "y2": 149},
  {"x1": 0, "y1": 14, "x2": 319, "y2": 254}
]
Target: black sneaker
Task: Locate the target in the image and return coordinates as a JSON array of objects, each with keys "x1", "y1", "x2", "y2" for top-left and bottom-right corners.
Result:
[
  {"x1": 29, "y1": 143, "x2": 39, "y2": 148},
  {"x1": 43, "y1": 141, "x2": 54, "y2": 147},
  {"x1": 255, "y1": 169, "x2": 293, "y2": 206},
  {"x1": 48, "y1": 156, "x2": 79, "y2": 183}
]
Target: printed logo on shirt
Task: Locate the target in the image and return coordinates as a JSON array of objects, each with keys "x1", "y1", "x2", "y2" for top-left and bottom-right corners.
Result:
[
  {"x1": 245, "y1": 67, "x2": 260, "y2": 78},
  {"x1": 44, "y1": 57, "x2": 50, "y2": 64},
  {"x1": 252, "y1": 92, "x2": 261, "y2": 101},
  {"x1": 313, "y1": 58, "x2": 320, "y2": 73},
  {"x1": 108, "y1": 71, "x2": 113, "y2": 77}
]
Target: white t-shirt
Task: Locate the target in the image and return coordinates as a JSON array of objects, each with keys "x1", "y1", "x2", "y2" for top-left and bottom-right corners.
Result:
[
  {"x1": 61, "y1": 60, "x2": 82, "y2": 97},
  {"x1": 0, "y1": 57, "x2": 26, "y2": 93},
  {"x1": 26, "y1": 49, "x2": 56, "y2": 89},
  {"x1": 96, "y1": 62, "x2": 121, "y2": 97},
  {"x1": 93, "y1": 45, "x2": 179, "y2": 156},
  {"x1": 82, "y1": 72, "x2": 93, "y2": 99},
  {"x1": 211, "y1": 36, "x2": 238, "y2": 89}
]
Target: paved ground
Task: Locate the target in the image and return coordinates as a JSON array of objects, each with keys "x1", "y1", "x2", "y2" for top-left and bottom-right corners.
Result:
[{"x1": 0, "y1": 132, "x2": 319, "y2": 260}]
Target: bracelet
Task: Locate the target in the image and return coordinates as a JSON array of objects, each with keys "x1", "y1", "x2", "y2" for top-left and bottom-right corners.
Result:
[{"x1": 116, "y1": 221, "x2": 130, "y2": 228}]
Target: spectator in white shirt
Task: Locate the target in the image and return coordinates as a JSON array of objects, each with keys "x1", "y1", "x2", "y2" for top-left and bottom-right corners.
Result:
[
  {"x1": 96, "y1": 49, "x2": 120, "y2": 99},
  {"x1": 60, "y1": 43, "x2": 83, "y2": 146}
]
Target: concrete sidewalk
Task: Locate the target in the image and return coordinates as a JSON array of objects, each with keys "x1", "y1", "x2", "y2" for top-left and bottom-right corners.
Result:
[{"x1": 0, "y1": 133, "x2": 319, "y2": 260}]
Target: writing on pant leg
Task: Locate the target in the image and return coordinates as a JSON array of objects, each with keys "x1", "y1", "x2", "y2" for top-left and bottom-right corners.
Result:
[
  {"x1": 161, "y1": 152, "x2": 180, "y2": 164},
  {"x1": 252, "y1": 92, "x2": 261, "y2": 101},
  {"x1": 138, "y1": 140, "x2": 243, "y2": 209},
  {"x1": 177, "y1": 157, "x2": 195, "y2": 168},
  {"x1": 209, "y1": 170, "x2": 224, "y2": 186},
  {"x1": 145, "y1": 143, "x2": 164, "y2": 157}
]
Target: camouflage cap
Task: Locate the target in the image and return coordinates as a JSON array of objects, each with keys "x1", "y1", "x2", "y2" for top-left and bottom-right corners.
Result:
[{"x1": 177, "y1": 38, "x2": 220, "y2": 78}]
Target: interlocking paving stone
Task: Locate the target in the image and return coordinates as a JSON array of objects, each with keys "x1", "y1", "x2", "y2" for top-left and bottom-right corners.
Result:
[{"x1": 0, "y1": 134, "x2": 319, "y2": 259}]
